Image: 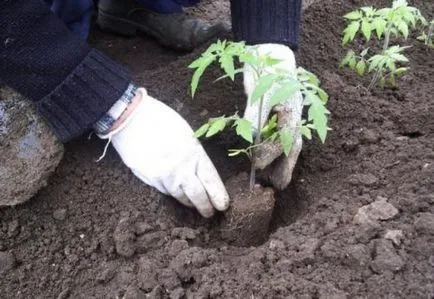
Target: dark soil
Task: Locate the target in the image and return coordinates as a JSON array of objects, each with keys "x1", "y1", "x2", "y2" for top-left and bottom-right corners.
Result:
[
  {"x1": 220, "y1": 173, "x2": 275, "y2": 247},
  {"x1": 1, "y1": 0, "x2": 433, "y2": 298}
]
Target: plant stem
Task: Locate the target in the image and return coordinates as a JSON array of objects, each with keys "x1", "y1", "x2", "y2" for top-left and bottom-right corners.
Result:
[
  {"x1": 249, "y1": 95, "x2": 264, "y2": 191},
  {"x1": 369, "y1": 24, "x2": 392, "y2": 90}
]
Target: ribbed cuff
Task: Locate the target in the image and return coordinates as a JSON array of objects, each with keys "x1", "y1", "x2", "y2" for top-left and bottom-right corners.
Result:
[
  {"x1": 230, "y1": 0, "x2": 302, "y2": 50},
  {"x1": 36, "y1": 49, "x2": 132, "y2": 142}
]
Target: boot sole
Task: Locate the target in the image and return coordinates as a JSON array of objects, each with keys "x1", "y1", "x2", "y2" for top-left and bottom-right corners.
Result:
[{"x1": 97, "y1": 9, "x2": 192, "y2": 51}]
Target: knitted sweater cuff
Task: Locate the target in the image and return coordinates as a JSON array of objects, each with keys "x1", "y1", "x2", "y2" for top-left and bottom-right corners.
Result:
[
  {"x1": 230, "y1": 0, "x2": 302, "y2": 50},
  {"x1": 36, "y1": 49, "x2": 132, "y2": 142}
]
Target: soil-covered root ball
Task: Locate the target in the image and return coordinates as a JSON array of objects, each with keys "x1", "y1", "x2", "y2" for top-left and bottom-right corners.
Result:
[{"x1": 220, "y1": 173, "x2": 275, "y2": 247}]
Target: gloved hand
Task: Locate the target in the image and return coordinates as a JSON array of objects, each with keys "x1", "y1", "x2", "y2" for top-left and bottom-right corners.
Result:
[
  {"x1": 243, "y1": 44, "x2": 303, "y2": 190},
  {"x1": 99, "y1": 88, "x2": 229, "y2": 218}
]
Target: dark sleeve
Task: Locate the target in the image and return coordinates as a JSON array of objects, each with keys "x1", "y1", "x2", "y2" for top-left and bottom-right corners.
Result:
[
  {"x1": 0, "y1": 0, "x2": 132, "y2": 142},
  {"x1": 230, "y1": 0, "x2": 302, "y2": 50}
]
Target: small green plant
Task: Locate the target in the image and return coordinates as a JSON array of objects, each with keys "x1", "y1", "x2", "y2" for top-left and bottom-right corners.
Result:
[
  {"x1": 340, "y1": 0, "x2": 426, "y2": 89},
  {"x1": 417, "y1": 19, "x2": 434, "y2": 48},
  {"x1": 189, "y1": 40, "x2": 330, "y2": 190}
]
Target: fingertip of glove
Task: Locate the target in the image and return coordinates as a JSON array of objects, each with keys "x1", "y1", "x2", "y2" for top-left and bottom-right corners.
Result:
[{"x1": 213, "y1": 193, "x2": 230, "y2": 212}]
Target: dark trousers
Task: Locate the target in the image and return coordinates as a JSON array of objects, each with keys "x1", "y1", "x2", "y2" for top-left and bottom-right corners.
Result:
[{"x1": 44, "y1": 0, "x2": 200, "y2": 38}]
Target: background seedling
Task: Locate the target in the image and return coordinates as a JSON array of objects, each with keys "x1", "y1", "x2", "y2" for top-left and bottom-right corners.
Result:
[
  {"x1": 417, "y1": 19, "x2": 434, "y2": 48},
  {"x1": 340, "y1": 0, "x2": 426, "y2": 89},
  {"x1": 189, "y1": 40, "x2": 330, "y2": 190}
]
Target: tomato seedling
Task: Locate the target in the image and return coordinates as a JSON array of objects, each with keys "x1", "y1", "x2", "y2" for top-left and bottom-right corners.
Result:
[
  {"x1": 340, "y1": 0, "x2": 426, "y2": 89},
  {"x1": 189, "y1": 40, "x2": 330, "y2": 190},
  {"x1": 417, "y1": 19, "x2": 434, "y2": 48}
]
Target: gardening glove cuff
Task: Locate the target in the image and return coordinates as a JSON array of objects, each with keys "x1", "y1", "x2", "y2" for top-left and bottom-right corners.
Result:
[{"x1": 93, "y1": 84, "x2": 138, "y2": 135}]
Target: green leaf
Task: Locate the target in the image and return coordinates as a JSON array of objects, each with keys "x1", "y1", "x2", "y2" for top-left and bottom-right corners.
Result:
[
  {"x1": 361, "y1": 20, "x2": 372, "y2": 41},
  {"x1": 368, "y1": 55, "x2": 385, "y2": 72},
  {"x1": 190, "y1": 55, "x2": 216, "y2": 97},
  {"x1": 261, "y1": 114, "x2": 278, "y2": 139},
  {"x1": 250, "y1": 74, "x2": 277, "y2": 103},
  {"x1": 391, "y1": 53, "x2": 409, "y2": 62},
  {"x1": 194, "y1": 123, "x2": 210, "y2": 138},
  {"x1": 239, "y1": 52, "x2": 260, "y2": 66},
  {"x1": 317, "y1": 87, "x2": 329, "y2": 103},
  {"x1": 279, "y1": 127, "x2": 294, "y2": 156},
  {"x1": 360, "y1": 48, "x2": 369, "y2": 57},
  {"x1": 379, "y1": 76, "x2": 386, "y2": 88},
  {"x1": 344, "y1": 10, "x2": 363, "y2": 20},
  {"x1": 395, "y1": 67, "x2": 408, "y2": 75},
  {"x1": 301, "y1": 125, "x2": 312, "y2": 140},
  {"x1": 269, "y1": 80, "x2": 300, "y2": 107},
  {"x1": 361, "y1": 7, "x2": 375, "y2": 16},
  {"x1": 373, "y1": 18, "x2": 387, "y2": 39},
  {"x1": 214, "y1": 68, "x2": 244, "y2": 82},
  {"x1": 265, "y1": 56, "x2": 282, "y2": 66},
  {"x1": 307, "y1": 96, "x2": 330, "y2": 143},
  {"x1": 356, "y1": 60, "x2": 366, "y2": 76},
  {"x1": 386, "y1": 59, "x2": 396, "y2": 72},
  {"x1": 349, "y1": 56, "x2": 357, "y2": 69},
  {"x1": 305, "y1": 71, "x2": 320, "y2": 86},
  {"x1": 234, "y1": 119, "x2": 253, "y2": 143},
  {"x1": 219, "y1": 53, "x2": 235, "y2": 80},
  {"x1": 340, "y1": 51, "x2": 353, "y2": 68},
  {"x1": 388, "y1": 73, "x2": 396, "y2": 86},
  {"x1": 206, "y1": 118, "x2": 227, "y2": 137},
  {"x1": 398, "y1": 21, "x2": 409, "y2": 39},
  {"x1": 343, "y1": 21, "x2": 361, "y2": 44}
]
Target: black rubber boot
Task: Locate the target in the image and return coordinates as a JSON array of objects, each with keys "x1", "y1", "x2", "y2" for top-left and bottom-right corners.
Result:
[{"x1": 97, "y1": 0, "x2": 230, "y2": 51}]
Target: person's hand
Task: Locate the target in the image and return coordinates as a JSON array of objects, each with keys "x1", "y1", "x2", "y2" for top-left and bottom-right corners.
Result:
[
  {"x1": 99, "y1": 88, "x2": 229, "y2": 217},
  {"x1": 243, "y1": 44, "x2": 303, "y2": 190}
]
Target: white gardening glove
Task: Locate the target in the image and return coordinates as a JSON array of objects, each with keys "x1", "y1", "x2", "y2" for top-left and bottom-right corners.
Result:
[
  {"x1": 99, "y1": 88, "x2": 229, "y2": 218},
  {"x1": 243, "y1": 44, "x2": 303, "y2": 190}
]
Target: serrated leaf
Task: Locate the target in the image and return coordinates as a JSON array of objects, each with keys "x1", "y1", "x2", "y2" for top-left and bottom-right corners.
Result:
[
  {"x1": 361, "y1": 20, "x2": 372, "y2": 41},
  {"x1": 279, "y1": 127, "x2": 294, "y2": 156},
  {"x1": 344, "y1": 10, "x2": 363, "y2": 20},
  {"x1": 386, "y1": 59, "x2": 396, "y2": 71},
  {"x1": 301, "y1": 126, "x2": 312, "y2": 140},
  {"x1": 346, "y1": 21, "x2": 361, "y2": 41},
  {"x1": 356, "y1": 60, "x2": 366, "y2": 76},
  {"x1": 190, "y1": 55, "x2": 216, "y2": 97},
  {"x1": 373, "y1": 18, "x2": 387, "y2": 39},
  {"x1": 391, "y1": 53, "x2": 409, "y2": 62},
  {"x1": 368, "y1": 55, "x2": 385, "y2": 72},
  {"x1": 239, "y1": 52, "x2": 260, "y2": 66},
  {"x1": 234, "y1": 119, "x2": 253, "y2": 143},
  {"x1": 206, "y1": 118, "x2": 227, "y2": 137},
  {"x1": 269, "y1": 80, "x2": 300, "y2": 107},
  {"x1": 251, "y1": 74, "x2": 277, "y2": 103},
  {"x1": 398, "y1": 21, "x2": 409, "y2": 39},
  {"x1": 194, "y1": 123, "x2": 210, "y2": 138},
  {"x1": 219, "y1": 53, "x2": 235, "y2": 80},
  {"x1": 307, "y1": 96, "x2": 329, "y2": 143}
]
